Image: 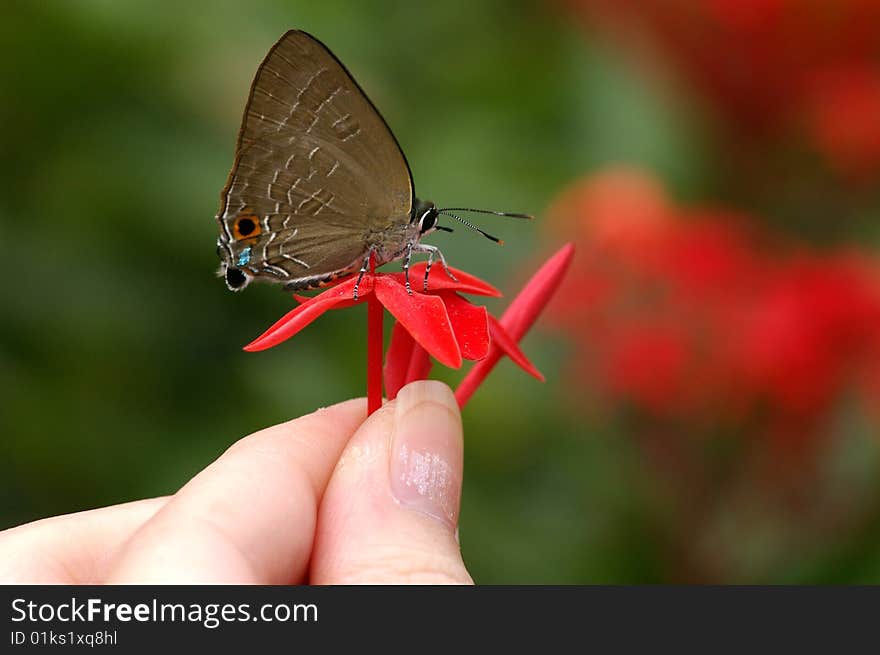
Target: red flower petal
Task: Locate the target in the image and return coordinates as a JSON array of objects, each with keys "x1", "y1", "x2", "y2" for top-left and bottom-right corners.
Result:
[
  {"x1": 501, "y1": 243, "x2": 576, "y2": 339},
  {"x1": 403, "y1": 343, "x2": 433, "y2": 388},
  {"x1": 374, "y1": 276, "x2": 463, "y2": 368},
  {"x1": 435, "y1": 290, "x2": 490, "y2": 361},
  {"x1": 244, "y1": 276, "x2": 369, "y2": 352},
  {"x1": 383, "y1": 321, "x2": 435, "y2": 401},
  {"x1": 384, "y1": 321, "x2": 417, "y2": 399},
  {"x1": 388, "y1": 263, "x2": 502, "y2": 297},
  {"x1": 455, "y1": 243, "x2": 574, "y2": 407},
  {"x1": 488, "y1": 314, "x2": 544, "y2": 381}
]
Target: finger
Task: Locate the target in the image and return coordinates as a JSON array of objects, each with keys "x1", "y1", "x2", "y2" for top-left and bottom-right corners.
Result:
[
  {"x1": 0, "y1": 497, "x2": 167, "y2": 583},
  {"x1": 311, "y1": 381, "x2": 472, "y2": 584},
  {"x1": 107, "y1": 398, "x2": 366, "y2": 584}
]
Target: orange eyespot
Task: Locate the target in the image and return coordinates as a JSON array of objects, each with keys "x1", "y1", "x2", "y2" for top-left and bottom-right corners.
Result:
[{"x1": 233, "y1": 213, "x2": 262, "y2": 240}]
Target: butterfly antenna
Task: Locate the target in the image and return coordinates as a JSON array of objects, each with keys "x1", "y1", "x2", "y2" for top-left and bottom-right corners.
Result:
[
  {"x1": 440, "y1": 207, "x2": 533, "y2": 220},
  {"x1": 438, "y1": 211, "x2": 504, "y2": 245}
]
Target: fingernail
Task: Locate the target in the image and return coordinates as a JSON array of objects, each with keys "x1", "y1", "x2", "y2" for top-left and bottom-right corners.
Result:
[{"x1": 390, "y1": 380, "x2": 463, "y2": 529}]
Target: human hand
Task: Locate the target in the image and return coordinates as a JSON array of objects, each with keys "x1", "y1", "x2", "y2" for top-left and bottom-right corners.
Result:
[{"x1": 0, "y1": 381, "x2": 472, "y2": 584}]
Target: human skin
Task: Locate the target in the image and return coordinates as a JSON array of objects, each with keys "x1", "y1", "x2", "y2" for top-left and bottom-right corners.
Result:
[{"x1": 0, "y1": 381, "x2": 472, "y2": 584}]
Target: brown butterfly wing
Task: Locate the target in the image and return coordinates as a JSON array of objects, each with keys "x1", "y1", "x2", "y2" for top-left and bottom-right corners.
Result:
[{"x1": 216, "y1": 30, "x2": 414, "y2": 285}]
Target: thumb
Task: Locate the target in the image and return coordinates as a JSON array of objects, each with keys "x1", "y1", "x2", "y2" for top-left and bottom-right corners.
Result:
[{"x1": 310, "y1": 380, "x2": 472, "y2": 584}]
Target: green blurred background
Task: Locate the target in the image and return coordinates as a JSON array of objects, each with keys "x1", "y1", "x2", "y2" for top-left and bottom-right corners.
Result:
[{"x1": 2, "y1": 0, "x2": 879, "y2": 583}]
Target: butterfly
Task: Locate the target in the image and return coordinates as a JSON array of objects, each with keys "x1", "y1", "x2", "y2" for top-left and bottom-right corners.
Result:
[{"x1": 215, "y1": 30, "x2": 528, "y2": 298}]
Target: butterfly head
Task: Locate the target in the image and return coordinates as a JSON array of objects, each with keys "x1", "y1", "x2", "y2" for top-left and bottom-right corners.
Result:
[{"x1": 413, "y1": 199, "x2": 440, "y2": 237}]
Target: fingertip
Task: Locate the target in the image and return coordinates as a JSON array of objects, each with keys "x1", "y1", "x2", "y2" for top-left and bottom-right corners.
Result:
[{"x1": 311, "y1": 381, "x2": 470, "y2": 584}]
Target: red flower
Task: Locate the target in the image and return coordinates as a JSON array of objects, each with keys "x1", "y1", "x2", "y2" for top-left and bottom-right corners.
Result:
[
  {"x1": 243, "y1": 255, "x2": 569, "y2": 413},
  {"x1": 244, "y1": 264, "x2": 498, "y2": 368},
  {"x1": 381, "y1": 246, "x2": 575, "y2": 406}
]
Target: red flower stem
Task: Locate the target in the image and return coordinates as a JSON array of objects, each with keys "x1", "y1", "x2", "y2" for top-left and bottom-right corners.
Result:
[
  {"x1": 367, "y1": 256, "x2": 383, "y2": 415},
  {"x1": 367, "y1": 295, "x2": 383, "y2": 414}
]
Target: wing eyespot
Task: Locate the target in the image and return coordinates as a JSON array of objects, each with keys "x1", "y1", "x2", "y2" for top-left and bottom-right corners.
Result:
[{"x1": 233, "y1": 214, "x2": 262, "y2": 240}]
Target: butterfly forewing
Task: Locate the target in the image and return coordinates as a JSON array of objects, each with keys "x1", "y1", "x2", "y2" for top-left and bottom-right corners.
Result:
[{"x1": 217, "y1": 30, "x2": 414, "y2": 287}]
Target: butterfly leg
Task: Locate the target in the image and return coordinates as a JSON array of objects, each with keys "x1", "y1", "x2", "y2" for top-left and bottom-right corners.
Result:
[
  {"x1": 403, "y1": 243, "x2": 414, "y2": 296},
  {"x1": 413, "y1": 243, "x2": 458, "y2": 291},
  {"x1": 423, "y1": 249, "x2": 435, "y2": 293},
  {"x1": 353, "y1": 249, "x2": 374, "y2": 301}
]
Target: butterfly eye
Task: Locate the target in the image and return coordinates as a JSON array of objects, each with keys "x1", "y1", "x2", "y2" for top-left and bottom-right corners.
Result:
[{"x1": 419, "y1": 208, "x2": 438, "y2": 234}]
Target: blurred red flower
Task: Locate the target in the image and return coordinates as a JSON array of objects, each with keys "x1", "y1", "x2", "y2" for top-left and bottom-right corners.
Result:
[
  {"x1": 737, "y1": 254, "x2": 880, "y2": 421},
  {"x1": 807, "y1": 66, "x2": 880, "y2": 178},
  {"x1": 570, "y1": 0, "x2": 880, "y2": 178},
  {"x1": 547, "y1": 168, "x2": 880, "y2": 443}
]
